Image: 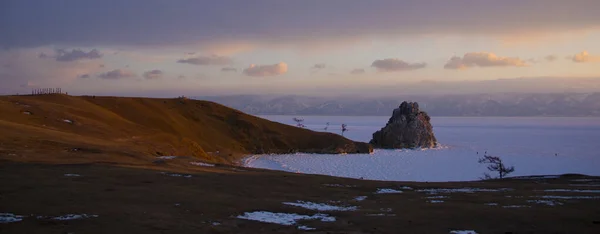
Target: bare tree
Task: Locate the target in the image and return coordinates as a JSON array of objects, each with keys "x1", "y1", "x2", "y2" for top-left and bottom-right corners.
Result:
[
  {"x1": 292, "y1": 117, "x2": 305, "y2": 128},
  {"x1": 341, "y1": 124, "x2": 348, "y2": 136},
  {"x1": 478, "y1": 154, "x2": 515, "y2": 179}
]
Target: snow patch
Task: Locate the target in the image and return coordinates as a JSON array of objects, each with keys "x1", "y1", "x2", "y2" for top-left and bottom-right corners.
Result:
[
  {"x1": 428, "y1": 200, "x2": 445, "y2": 203},
  {"x1": 502, "y1": 205, "x2": 530, "y2": 208},
  {"x1": 157, "y1": 156, "x2": 177, "y2": 160},
  {"x1": 237, "y1": 211, "x2": 335, "y2": 225},
  {"x1": 63, "y1": 119, "x2": 73, "y2": 123},
  {"x1": 417, "y1": 188, "x2": 511, "y2": 194},
  {"x1": 64, "y1": 174, "x2": 81, "y2": 177},
  {"x1": 51, "y1": 214, "x2": 98, "y2": 220},
  {"x1": 426, "y1": 196, "x2": 448, "y2": 199},
  {"x1": 544, "y1": 189, "x2": 600, "y2": 193},
  {"x1": 450, "y1": 230, "x2": 478, "y2": 234},
  {"x1": 0, "y1": 213, "x2": 23, "y2": 223},
  {"x1": 485, "y1": 203, "x2": 498, "y2": 206},
  {"x1": 527, "y1": 200, "x2": 563, "y2": 206},
  {"x1": 375, "y1": 188, "x2": 403, "y2": 194},
  {"x1": 160, "y1": 172, "x2": 192, "y2": 178},
  {"x1": 283, "y1": 201, "x2": 358, "y2": 211},
  {"x1": 22, "y1": 111, "x2": 31, "y2": 115},
  {"x1": 190, "y1": 162, "x2": 215, "y2": 167},
  {"x1": 380, "y1": 208, "x2": 392, "y2": 212},
  {"x1": 212, "y1": 222, "x2": 221, "y2": 226},
  {"x1": 298, "y1": 225, "x2": 316, "y2": 230},
  {"x1": 354, "y1": 196, "x2": 367, "y2": 201}
]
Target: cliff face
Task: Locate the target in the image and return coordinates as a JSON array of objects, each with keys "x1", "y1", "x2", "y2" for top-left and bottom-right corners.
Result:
[{"x1": 370, "y1": 101, "x2": 437, "y2": 149}]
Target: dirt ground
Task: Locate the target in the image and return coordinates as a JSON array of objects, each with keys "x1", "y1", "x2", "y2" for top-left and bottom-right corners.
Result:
[{"x1": 1, "y1": 161, "x2": 599, "y2": 234}]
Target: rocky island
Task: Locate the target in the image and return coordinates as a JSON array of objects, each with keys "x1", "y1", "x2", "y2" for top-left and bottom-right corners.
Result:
[{"x1": 370, "y1": 101, "x2": 437, "y2": 149}]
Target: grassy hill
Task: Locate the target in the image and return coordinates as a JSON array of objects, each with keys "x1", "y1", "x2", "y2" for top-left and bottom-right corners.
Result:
[{"x1": 0, "y1": 94, "x2": 371, "y2": 166}]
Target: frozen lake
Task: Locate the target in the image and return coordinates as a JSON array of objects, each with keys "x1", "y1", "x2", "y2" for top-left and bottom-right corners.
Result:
[{"x1": 243, "y1": 116, "x2": 600, "y2": 182}]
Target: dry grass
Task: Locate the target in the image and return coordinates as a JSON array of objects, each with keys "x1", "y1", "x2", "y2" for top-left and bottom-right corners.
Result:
[{"x1": 0, "y1": 94, "x2": 370, "y2": 166}]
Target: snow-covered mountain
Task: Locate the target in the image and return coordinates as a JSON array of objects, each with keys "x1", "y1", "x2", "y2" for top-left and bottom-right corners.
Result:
[{"x1": 195, "y1": 93, "x2": 600, "y2": 117}]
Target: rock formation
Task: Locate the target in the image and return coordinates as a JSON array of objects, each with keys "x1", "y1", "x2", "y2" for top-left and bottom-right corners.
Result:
[{"x1": 370, "y1": 101, "x2": 437, "y2": 149}]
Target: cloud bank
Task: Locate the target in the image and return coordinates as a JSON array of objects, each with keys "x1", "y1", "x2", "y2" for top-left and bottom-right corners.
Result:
[
  {"x1": 2, "y1": 0, "x2": 599, "y2": 48},
  {"x1": 243, "y1": 62, "x2": 288, "y2": 77},
  {"x1": 444, "y1": 52, "x2": 528, "y2": 70}
]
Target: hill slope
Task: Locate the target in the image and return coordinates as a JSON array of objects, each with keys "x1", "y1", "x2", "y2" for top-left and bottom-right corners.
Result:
[{"x1": 0, "y1": 95, "x2": 371, "y2": 165}]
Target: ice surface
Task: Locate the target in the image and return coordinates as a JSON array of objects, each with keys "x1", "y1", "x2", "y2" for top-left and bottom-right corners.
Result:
[
  {"x1": 354, "y1": 196, "x2": 367, "y2": 201},
  {"x1": 51, "y1": 214, "x2": 98, "y2": 220},
  {"x1": 157, "y1": 156, "x2": 177, "y2": 160},
  {"x1": 283, "y1": 201, "x2": 358, "y2": 211},
  {"x1": 244, "y1": 116, "x2": 600, "y2": 182},
  {"x1": 298, "y1": 225, "x2": 316, "y2": 230},
  {"x1": 375, "y1": 188, "x2": 403, "y2": 194},
  {"x1": 237, "y1": 211, "x2": 335, "y2": 225},
  {"x1": 0, "y1": 213, "x2": 23, "y2": 223},
  {"x1": 64, "y1": 174, "x2": 81, "y2": 177},
  {"x1": 450, "y1": 230, "x2": 478, "y2": 234},
  {"x1": 543, "y1": 189, "x2": 600, "y2": 193},
  {"x1": 190, "y1": 162, "x2": 215, "y2": 167}
]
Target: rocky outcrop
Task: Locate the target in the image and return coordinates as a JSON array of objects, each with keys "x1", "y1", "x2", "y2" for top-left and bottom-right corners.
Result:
[{"x1": 370, "y1": 101, "x2": 437, "y2": 149}]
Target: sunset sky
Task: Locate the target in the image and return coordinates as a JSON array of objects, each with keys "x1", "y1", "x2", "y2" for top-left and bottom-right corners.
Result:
[{"x1": 1, "y1": 0, "x2": 600, "y2": 96}]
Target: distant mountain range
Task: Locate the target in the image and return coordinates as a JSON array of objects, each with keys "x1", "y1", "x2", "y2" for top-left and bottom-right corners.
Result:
[{"x1": 196, "y1": 93, "x2": 600, "y2": 117}]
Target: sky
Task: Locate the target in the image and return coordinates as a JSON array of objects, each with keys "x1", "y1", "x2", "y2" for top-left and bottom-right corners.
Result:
[{"x1": 1, "y1": 0, "x2": 600, "y2": 97}]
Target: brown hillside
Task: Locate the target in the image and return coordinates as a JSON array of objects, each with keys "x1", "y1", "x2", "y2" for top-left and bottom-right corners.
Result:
[{"x1": 0, "y1": 94, "x2": 371, "y2": 165}]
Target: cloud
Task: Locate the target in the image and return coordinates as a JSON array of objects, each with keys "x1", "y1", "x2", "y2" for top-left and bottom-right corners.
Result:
[
  {"x1": 371, "y1": 59, "x2": 426, "y2": 72},
  {"x1": 177, "y1": 55, "x2": 232, "y2": 66},
  {"x1": 545, "y1": 55, "x2": 558, "y2": 62},
  {"x1": 78, "y1": 74, "x2": 90, "y2": 79},
  {"x1": 98, "y1": 69, "x2": 136, "y2": 79},
  {"x1": 221, "y1": 67, "x2": 237, "y2": 72},
  {"x1": 3, "y1": 1, "x2": 599, "y2": 48},
  {"x1": 0, "y1": 47, "x2": 104, "y2": 89},
  {"x1": 571, "y1": 51, "x2": 600, "y2": 63},
  {"x1": 38, "y1": 49, "x2": 103, "y2": 62},
  {"x1": 243, "y1": 62, "x2": 288, "y2": 77},
  {"x1": 350, "y1": 68, "x2": 366, "y2": 75},
  {"x1": 312, "y1": 63, "x2": 326, "y2": 69},
  {"x1": 444, "y1": 52, "x2": 528, "y2": 70},
  {"x1": 143, "y1": 69, "x2": 163, "y2": 79}
]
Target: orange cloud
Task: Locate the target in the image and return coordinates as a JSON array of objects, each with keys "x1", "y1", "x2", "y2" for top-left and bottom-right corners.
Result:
[
  {"x1": 572, "y1": 51, "x2": 600, "y2": 63},
  {"x1": 243, "y1": 62, "x2": 288, "y2": 77},
  {"x1": 444, "y1": 52, "x2": 528, "y2": 70}
]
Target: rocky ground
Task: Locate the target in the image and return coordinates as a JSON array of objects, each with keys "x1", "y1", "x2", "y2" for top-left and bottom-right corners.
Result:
[{"x1": 1, "y1": 161, "x2": 599, "y2": 234}]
